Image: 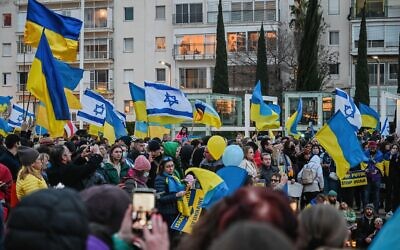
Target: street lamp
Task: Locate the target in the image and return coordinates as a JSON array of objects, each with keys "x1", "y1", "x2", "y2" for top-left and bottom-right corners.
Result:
[
  {"x1": 158, "y1": 60, "x2": 172, "y2": 87},
  {"x1": 372, "y1": 56, "x2": 381, "y2": 114}
]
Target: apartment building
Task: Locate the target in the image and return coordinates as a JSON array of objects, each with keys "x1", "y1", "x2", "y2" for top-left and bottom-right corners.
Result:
[{"x1": 349, "y1": 0, "x2": 400, "y2": 120}]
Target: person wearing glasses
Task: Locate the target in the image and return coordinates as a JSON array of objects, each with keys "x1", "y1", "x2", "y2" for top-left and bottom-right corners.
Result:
[{"x1": 155, "y1": 156, "x2": 186, "y2": 231}]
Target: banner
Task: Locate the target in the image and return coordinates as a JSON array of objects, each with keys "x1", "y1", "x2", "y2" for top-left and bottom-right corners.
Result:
[
  {"x1": 171, "y1": 189, "x2": 204, "y2": 234},
  {"x1": 340, "y1": 170, "x2": 367, "y2": 188}
]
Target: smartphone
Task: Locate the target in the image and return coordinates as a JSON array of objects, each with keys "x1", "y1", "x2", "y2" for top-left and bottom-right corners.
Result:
[{"x1": 132, "y1": 188, "x2": 156, "y2": 234}]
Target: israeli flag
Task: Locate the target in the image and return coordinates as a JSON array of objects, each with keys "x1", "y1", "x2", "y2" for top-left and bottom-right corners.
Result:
[
  {"x1": 145, "y1": 81, "x2": 193, "y2": 121},
  {"x1": 8, "y1": 104, "x2": 35, "y2": 128},
  {"x1": 77, "y1": 89, "x2": 107, "y2": 126},
  {"x1": 380, "y1": 117, "x2": 389, "y2": 137},
  {"x1": 334, "y1": 88, "x2": 361, "y2": 131}
]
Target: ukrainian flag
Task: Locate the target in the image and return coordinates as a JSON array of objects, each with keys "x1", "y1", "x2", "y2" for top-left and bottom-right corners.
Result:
[
  {"x1": 88, "y1": 124, "x2": 103, "y2": 137},
  {"x1": 185, "y1": 168, "x2": 228, "y2": 209},
  {"x1": 134, "y1": 121, "x2": 148, "y2": 139},
  {"x1": 194, "y1": 100, "x2": 222, "y2": 128},
  {"x1": 25, "y1": 0, "x2": 82, "y2": 62},
  {"x1": 250, "y1": 81, "x2": 279, "y2": 130},
  {"x1": 129, "y1": 82, "x2": 148, "y2": 122},
  {"x1": 103, "y1": 100, "x2": 127, "y2": 142},
  {"x1": 0, "y1": 96, "x2": 12, "y2": 113},
  {"x1": 267, "y1": 103, "x2": 281, "y2": 129},
  {"x1": 315, "y1": 111, "x2": 368, "y2": 179},
  {"x1": 285, "y1": 98, "x2": 302, "y2": 139},
  {"x1": 0, "y1": 118, "x2": 12, "y2": 137},
  {"x1": 359, "y1": 103, "x2": 380, "y2": 130},
  {"x1": 27, "y1": 33, "x2": 81, "y2": 137},
  {"x1": 149, "y1": 123, "x2": 171, "y2": 138}
]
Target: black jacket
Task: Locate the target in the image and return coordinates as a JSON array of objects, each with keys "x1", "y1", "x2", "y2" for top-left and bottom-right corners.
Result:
[
  {"x1": 0, "y1": 150, "x2": 20, "y2": 181},
  {"x1": 47, "y1": 154, "x2": 102, "y2": 191},
  {"x1": 155, "y1": 173, "x2": 179, "y2": 217}
]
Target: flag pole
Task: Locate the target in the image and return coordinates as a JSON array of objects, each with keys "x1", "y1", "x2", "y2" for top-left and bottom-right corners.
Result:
[{"x1": 78, "y1": 0, "x2": 85, "y2": 129}]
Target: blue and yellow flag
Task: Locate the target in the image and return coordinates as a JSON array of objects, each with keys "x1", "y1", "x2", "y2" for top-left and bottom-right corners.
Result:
[
  {"x1": 129, "y1": 82, "x2": 148, "y2": 122},
  {"x1": 25, "y1": 0, "x2": 82, "y2": 61},
  {"x1": 185, "y1": 168, "x2": 228, "y2": 209},
  {"x1": 149, "y1": 123, "x2": 171, "y2": 138},
  {"x1": 0, "y1": 118, "x2": 12, "y2": 137},
  {"x1": 285, "y1": 98, "x2": 302, "y2": 139},
  {"x1": 250, "y1": 81, "x2": 279, "y2": 130},
  {"x1": 315, "y1": 111, "x2": 368, "y2": 179},
  {"x1": 27, "y1": 33, "x2": 81, "y2": 137},
  {"x1": 134, "y1": 121, "x2": 148, "y2": 139},
  {"x1": 0, "y1": 96, "x2": 12, "y2": 113},
  {"x1": 359, "y1": 103, "x2": 380, "y2": 130},
  {"x1": 103, "y1": 100, "x2": 127, "y2": 142},
  {"x1": 194, "y1": 100, "x2": 222, "y2": 128}
]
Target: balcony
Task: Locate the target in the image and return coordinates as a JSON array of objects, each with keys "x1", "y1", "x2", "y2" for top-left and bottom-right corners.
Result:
[
  {"x1": 207, "y1": 9, "x2": 276, "y2": 24},
  {"x1": 173, "y1": 43, "x2": 216, "y2": 60},
  {"x1": 84, "y1": 51, "x2": 112, "y2": 61},
  {"x1": 351, "y1": 5, "x2": 400, "y2": 19}
]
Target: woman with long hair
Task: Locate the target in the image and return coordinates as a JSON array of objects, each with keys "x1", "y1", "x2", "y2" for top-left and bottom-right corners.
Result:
[
  {"x1": 103, "y1": 145, "x2": 130, "y2": 185},
  {"x1": 239, "y1": 146, "x2": 258, "y2": 180},
  {"x1": 16, "y1": 146, "x2": 47, "y2": 200}
]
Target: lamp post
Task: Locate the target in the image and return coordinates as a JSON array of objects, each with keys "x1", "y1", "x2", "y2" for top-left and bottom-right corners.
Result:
[
  {"x1": 372, "y1": 56, "x2": 381, "y2": 114},
  {"x1": 159, "y1": 60, "x2": 172, "y2": 87}
]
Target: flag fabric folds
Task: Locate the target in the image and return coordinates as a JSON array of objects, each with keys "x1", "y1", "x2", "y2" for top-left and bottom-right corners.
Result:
[
  {"x1": 185, "y1": 168, "x2": 228, "y2": 209},
  {"x1": 134, "y1": 121, "x2": 148, "y2": 139},
  {"x1": 334, "y1": 88, "x2": 361, "y2": 131},
  {"x1": 77, "y1": 89, "x2": 107, "y2": 126},
  {"x1": 194, "y1": 100, "x2": 222, "y2": 128},
  {"x1": 0, "y1": 118, "x2": 12, "y2": 137},
  {"x1": 285, "y1": 98, "x2": 303, "y2": 139},
  {"x1": 250, "y1": 81, "x2": 279, "y2": 130},
  {"x1": 34, "y1": 125, "x2": 48, "y2": 136},
  {"x1": 315, "y1": 111, "x2": 368, "y2": 180},
  {"x1": 359, "y1": 103, "x2": 380, "y2": 130},
  {"x1": 129, "y1": 82, "x2": 148, "y2": 122},
  {"x1": 381, "y1": 117, "x2": 389, "y2": 137},
  {"x1": 145, "y1": 81, "x2": 193, "y2": 124},
  {"x1": 8, "y1": 104, "x2": 34, "y2": 128},
  {"x1": 25, "y1": 0, "x2": 82, "y2": 61},
  {"x1": 369, "y1": 207, "x2": 400, "y2": 250},
  {"x1": 0, "y1": 96, "x2": 12, "y2": 113},
  {"x1": 64, "y1": 121, "x2": 77, "y2": 138}
]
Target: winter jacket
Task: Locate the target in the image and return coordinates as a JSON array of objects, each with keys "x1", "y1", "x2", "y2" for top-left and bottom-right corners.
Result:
[
  {"x1": 103, "y1": 161, "x2": 130, "y2": 185},
  {"x1": 297, "y1": 155, "x2": 324, "y2": 192},
  {"x1": 260, "y1": 164, "x2": 279, "y2": 185},
  {"x1": 155, "y1": 173, "x2": 179, "y2": 216},
  {"x1": 0, "y1": 150, "x2": 20, "y2": 181},
  {"x1": 16, "y1": 168, "x2": 47, "y2": 200},
  {"x1": 239, "y1": 159, "x2": 258, "y2": 178},
  {"x1": 47, "y1": 154, "x2": 103, "y2": 191}
]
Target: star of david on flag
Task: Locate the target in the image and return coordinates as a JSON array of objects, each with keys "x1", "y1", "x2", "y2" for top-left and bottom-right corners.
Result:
[
  {"x1": 145, "y1": 81, "x2": 193, "y2": 123},
  {"x1": 334, "y1": 88, "x2": 361, "y2": 131},
  {"x1": 77, "y1": 89, "x2": 107, "y2": 126},
  {"x1": 8, "y1": 104, "x2": 35, "y2": 128}
]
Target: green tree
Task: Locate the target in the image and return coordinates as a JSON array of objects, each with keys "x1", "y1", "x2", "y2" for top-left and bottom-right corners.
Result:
[
  {"x1": 256, "y1": 23, "x2": 269, "y2": 95},
  {"x1": 354, "y1": 5, "x2": 370, "y2": 105},
  {"x1": 296, "y1": 0, "x2": 323, "y2": 91},
  {"x1": 212, "y1": 0, "x2": 229, "y2": 94}
]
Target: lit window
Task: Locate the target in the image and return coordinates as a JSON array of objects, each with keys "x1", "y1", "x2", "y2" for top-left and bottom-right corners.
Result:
[
  {"x1": 266, "y1": 31, "x2": 277, "y2": 51},
  {"x1": 156, "y1": 6, "x2": 166, "y2": 19},
  {"x1": 124, "y1": 7, "x2": 134, "y2": 21},
  {"x1": 155, "y1": 37, "x2": 166, "y2": 50},
  {"x1": 3, "y1": 13, "x2": 11, "y2": 27},
  {"x1": 227, "y1": 32, "x2": 246, "y2": 52},
  {"x1": 124, "y1": 38, "x2": 134, "y2": 52},
  {"x1": 177, "y1": 35, "x2": 205, "y2": 55},
  {"x1": 248, "y1": 31, "x2": 258, "y2": 51},
  {"x1": 124, "y1": 100, "x2": 134, "y2": 114},
  {"x1": 179, "y1": 68, "x2": 207, "y2": 88},
  {"x1": 2, "y1": 43, "x2": 11, "y2": 57}
]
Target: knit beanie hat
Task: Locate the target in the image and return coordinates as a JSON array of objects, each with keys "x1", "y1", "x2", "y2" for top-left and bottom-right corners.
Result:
[
  {"x1": 18, "y1": 146, "x2": 39, "y2": 166},
  {"x1": 134, "y1": 155, "x2": 151, "y2": 171},
  {"x1": 80, "y1": 185, "x2": 130, "y2": 233},
  {"x1": 163, "y1": 141, "x2": 179, "y2": 158},
  {"x1": 147, "y1": 140, "x2": 161, "y2": 152}
]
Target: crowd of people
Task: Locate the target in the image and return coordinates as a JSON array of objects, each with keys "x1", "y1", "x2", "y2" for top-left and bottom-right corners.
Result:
[{"x1": 0, "y1": 125, "x2": 398, "y2": 250}]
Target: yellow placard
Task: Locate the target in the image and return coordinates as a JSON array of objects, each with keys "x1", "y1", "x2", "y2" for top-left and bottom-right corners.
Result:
[{"x1": 340, "y1": 170, "x2": 367, "y2": 188}]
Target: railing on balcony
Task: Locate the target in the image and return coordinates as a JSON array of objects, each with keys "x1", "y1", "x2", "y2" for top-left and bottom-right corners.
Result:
[
  {"x1": 352, "y1": 5, "x2": 400, "y2": 19},
  {"x1": 173, "y1": 43, "x2": 216, "y2": 60},
  {"x1": 84, "y1": 51, "x2": 111, "y2": 60},
  {"x1": 172, "y1": 13, "x2": 203, "y2": 24},
  {"x1": 207, "y1": 9, "x2": 276, "y2": 24}
]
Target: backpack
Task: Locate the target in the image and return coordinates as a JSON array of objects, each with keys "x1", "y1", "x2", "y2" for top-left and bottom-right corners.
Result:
[{"x1": 301, "y1": 164, "x2": 316, "y2": 185}]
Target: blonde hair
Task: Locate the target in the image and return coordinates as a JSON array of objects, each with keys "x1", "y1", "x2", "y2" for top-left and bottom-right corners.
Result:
[{"x1": 19, "y1": 155, "x2": 44, "y2": 180}]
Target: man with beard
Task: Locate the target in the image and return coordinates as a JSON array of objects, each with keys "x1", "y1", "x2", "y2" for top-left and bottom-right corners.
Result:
[
  {"x1": 327, "y1": 190, "x2": 339, "y2": 209},
  {"x1": 146, "y1": 140, "x2": 163, "y2": 188},
  {"x1": 355, "y1": 204, "x2": 378, "y2": 248}
]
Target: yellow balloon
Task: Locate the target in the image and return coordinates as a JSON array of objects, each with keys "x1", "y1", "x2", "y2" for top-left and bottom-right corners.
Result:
[{"x1": 207, "y1": 135, "x2": 226, "y2": 160}]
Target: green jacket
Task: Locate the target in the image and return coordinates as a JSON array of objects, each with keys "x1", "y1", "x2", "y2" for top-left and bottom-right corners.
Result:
[{"x1": 103, "y1": 161, "x2": 130, "y2": 185}]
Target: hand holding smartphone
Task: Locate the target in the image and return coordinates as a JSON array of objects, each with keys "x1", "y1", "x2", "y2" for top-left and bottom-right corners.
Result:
[{"x1": 132, "y1": 188, "x2": 156, "y2": 235}]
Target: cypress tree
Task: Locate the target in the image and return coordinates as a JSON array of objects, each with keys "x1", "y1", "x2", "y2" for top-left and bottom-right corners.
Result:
[
  {"x1": 354, "y1": 5, "x2": 370, "y2": 105},
  {"x1": 296, "y1": 0, "x2": 322, "y2": 91},
  {"x1": 212, "y1": 0, "x2": 229, "y2": 94},
  {"x1": 256, "y1": 23, "x2": 269, "y2": 95}
]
